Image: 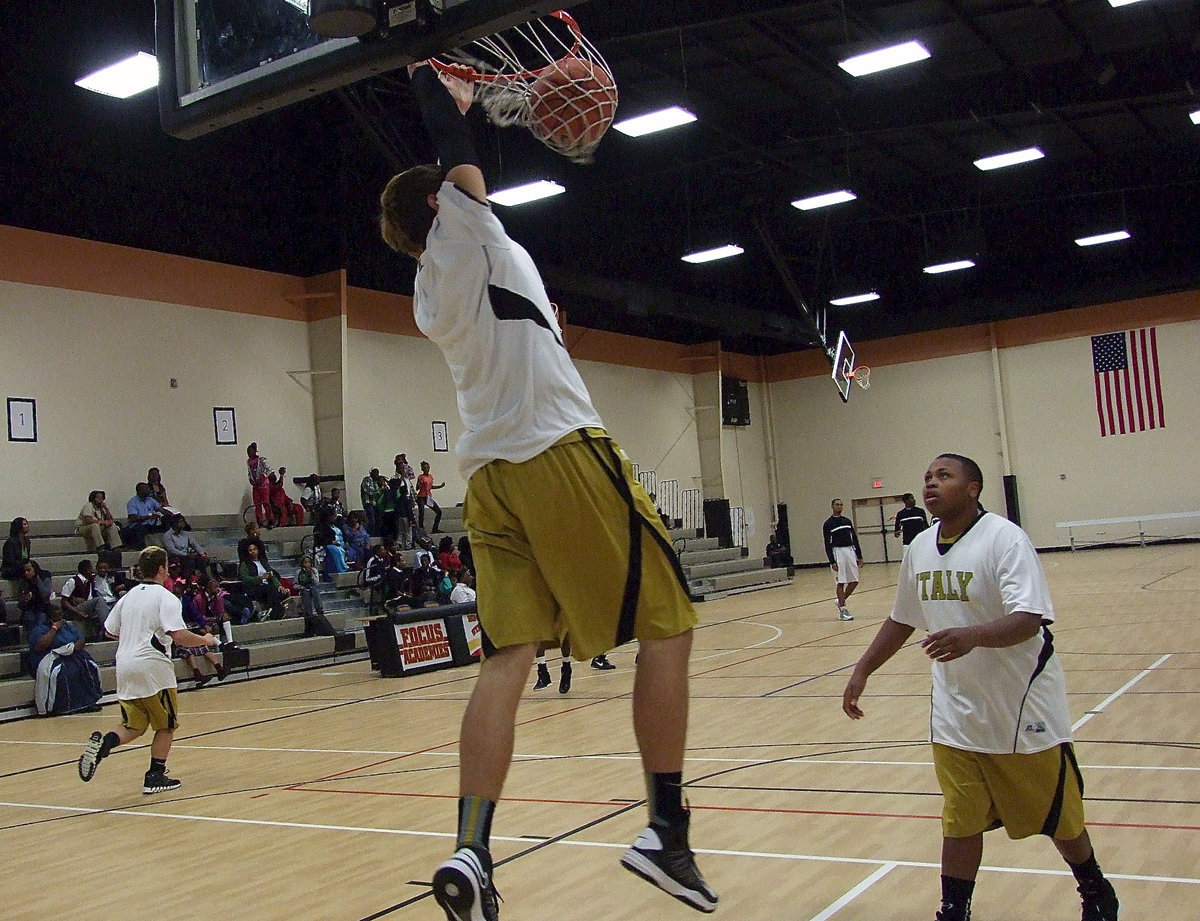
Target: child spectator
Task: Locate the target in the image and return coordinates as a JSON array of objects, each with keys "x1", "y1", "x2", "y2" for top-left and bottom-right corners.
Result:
[
  {"x1": 60, "y1": 560, "x2": 111, "y2": 641},
  {"x1": 437, "y1": 536, "x2": 462, "y2": 573},
  {"x1": 170, "y1": 580, "x2": 227, "y2": 687},
  {"x1": 360, "y1": 468, "x2": 384, "y2": 535},
  {"x1": 300, "y1": 474, "x2": 324, "y2": 514},
  {"x1": 268, "y1": 472, "x2": 304, "y2": 526},
  {"x1": 296, "y1": 555, "x2": 326, "y2": 618},
  {"x1": 16, "y1": 560, "x2": 56, "y2": 632},
  {"x1": 415, "y1": 461, "x2": 445, "y2": 533},
  {"x1": 327, "y1": 487, "x2": 346, "y2": 520},
  {"x1": 246, "y1": 443, "x2": 276, "y2": 528},
  {"x1": 409, "y1": 555, "x2": 440, "y2": 606},
  {"x1": 194, "y1": 578, "x2": 237, "y2": 645},
  {"x1": 449, "y1": 569, "x2": 476, "y2": 605}
]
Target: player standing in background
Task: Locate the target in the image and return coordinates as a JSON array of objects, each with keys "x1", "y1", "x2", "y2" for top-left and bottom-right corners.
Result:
[
  {"x1": 379, "y1": 62, "x2": 717, "y2": 919},
  {"x1": 842, "y1": 454, "x2": 1118, "y2": 921},
  {"x1": 894, "y1": 492, "x2": 930, "y2": 547},
  {"x1": 823, "y1": 498, "x2": 862, "y2": 620}
]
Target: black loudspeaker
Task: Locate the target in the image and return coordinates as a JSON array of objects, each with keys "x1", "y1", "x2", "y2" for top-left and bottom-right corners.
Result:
[
  {"x1": 703, "y1": 498, "x2": 733, "y2": 548},
  {"x1": 721, "y1": 377, "x2": 750, "y2": 426},
  {"x1": 1003, "y1": 474, "x2": 1021, "y2": 526},
  {"x1": 775, "y1": 503, "x2": 790, "y2": 548}
]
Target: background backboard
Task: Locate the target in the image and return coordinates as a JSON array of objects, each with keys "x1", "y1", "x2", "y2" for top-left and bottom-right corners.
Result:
[{"x1": 830, "y1": 329, "x2": 856, "y2": 403}]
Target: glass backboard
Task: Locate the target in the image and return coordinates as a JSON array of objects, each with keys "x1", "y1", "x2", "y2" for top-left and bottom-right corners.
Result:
[
  {"x1": 831, "y1": 329, "x2": 856, "y2": 403},
  {"x1": 155, "y1": 0, "x2": 577, "y2": 138}
]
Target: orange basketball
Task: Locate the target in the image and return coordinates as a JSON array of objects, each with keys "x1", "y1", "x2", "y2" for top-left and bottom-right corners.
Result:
[{"x1": 528, "y1": 56, "x2": 618, "y2": 153}]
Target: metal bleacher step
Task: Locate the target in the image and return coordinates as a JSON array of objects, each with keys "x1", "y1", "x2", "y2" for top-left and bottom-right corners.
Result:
[
  {"x1": 678, "y1": 547, "x2": 745, "y2": 566},
  {"x1": 683, "y1": 557, "x2": 765, "y2": 580},
  {"x1": 709, "y1": 567, "x2": 791, "y2": 593},
  {"x1": 675, "y1": 536, "x2": 720, "y2": 553}
]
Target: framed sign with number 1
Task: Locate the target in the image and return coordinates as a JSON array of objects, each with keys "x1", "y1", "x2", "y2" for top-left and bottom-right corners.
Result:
[{"x1": 7, "y1": 397, "x2": 37, "y2": 442}]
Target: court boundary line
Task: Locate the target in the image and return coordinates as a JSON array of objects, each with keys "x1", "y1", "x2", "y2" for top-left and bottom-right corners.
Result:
[{"x1": 1074, "y1": 653, "x2": 1172, "y2": 731}]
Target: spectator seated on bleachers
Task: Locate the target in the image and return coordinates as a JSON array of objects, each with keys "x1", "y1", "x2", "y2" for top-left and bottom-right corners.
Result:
[
  {"x1": 170, "y1": 580, "x2": 227, "y2": 687},
  {"x1": 93, "y1": 560, "x2": 128, "y2": 604},
  {"x1": 437, "y1": 536, "x2": 462, "y2": 575},
  {"x1": 163, "y1": 515, "x2": 211, "y2": 579},
  {"x1": 193, "y1": 577, "x2": 239, "y2": 640},
  {"x1": 28, "y1": 606, "x2": 102, "y2": 715},
  {"x1": 2, "y1": 517, "x2": 33, "y2": 582},
  {"x1": 16, "y1": 561, "x2": 57, "y2": 633},
  {"x1": 449, "y1": 569, "x2": 476, "y2": 605},
  {"x1": 237, "y1": 542, "x2": 288, "y2": 619},
  {"x1": 300, "y1": 473, "x2": 324, "y2": 516},
  {"x1": 268, "y1": 471, "x2": 304, "y2": 527},
  {"x1": 457, "y1": 536, "x2": 474, "y2": 576},
  {"x1": 318, "y1": 524, "x2": 349, "y2": 579},
  {"x1": 75, "y1": 491, "x2": 123, "y2": 552},
  {"x1": 124, "y1": 482, "x2": 165, "y2": 550},
  {"x1": 408, "y1": 555, "x2": 441, "y2": 607},
  {"x1": 342, "y1": 511, "x2": 370, "y2": 567},
  {"x1": 295, "y1": 555, "x2": 326, "y2": 618},
  {"x1": 60, "y1": 559, "x2": 112, "y2": 642},
  {"x1": 764, "y1": 534, "x2": 794, "y2": 570}
]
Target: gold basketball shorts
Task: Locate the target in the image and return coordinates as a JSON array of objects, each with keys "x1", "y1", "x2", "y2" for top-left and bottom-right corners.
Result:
[
  {"x1": 119, "y1": 687, "x2": 180, "y2": 733},
  {"x1": 933, "y1": 741, "x2": 1086, "y2": 840},
  {"x1": 463, "y1": 428, "x2": 699, "y2": 661}
]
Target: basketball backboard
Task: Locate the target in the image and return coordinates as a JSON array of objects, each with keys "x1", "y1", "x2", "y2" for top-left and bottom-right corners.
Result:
[
  {"x1": 830, "y1": 329, "x2": 856, "y2": 403},
  {"x1": 155, "y1": 0, "x2": 580, "y2": 138}
]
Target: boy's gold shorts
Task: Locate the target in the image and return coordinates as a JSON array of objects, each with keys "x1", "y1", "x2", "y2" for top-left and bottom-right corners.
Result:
[
  {"x1": 933, "y1": 741, "x2": 1086, "y2": 840},
  {"x1": 119, "y1": 687, "x2": 180, "y2": 733},
  {"x1": 464, "y1": 429, "x2": 698, "y2": 661}
]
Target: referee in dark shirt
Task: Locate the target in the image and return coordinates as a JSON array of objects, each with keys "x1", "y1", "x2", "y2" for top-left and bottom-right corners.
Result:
[
  {"x1": 823, "y1": 499, "x2": 862, "y2": 621},
  {"x1": 894, "y1": 493, "x2": 930, "y2": 546}
]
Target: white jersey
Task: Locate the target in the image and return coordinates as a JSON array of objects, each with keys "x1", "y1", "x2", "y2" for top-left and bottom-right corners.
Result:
[
  {"x1": 890, "y1": 512, "x2": 1071, "y2": 754},
  {"x1": 415, "y1": 182, "x2": 604, "y2": 480},
  {"x1": 103, "y1": 582, "x2": 187, "y2": 701}
]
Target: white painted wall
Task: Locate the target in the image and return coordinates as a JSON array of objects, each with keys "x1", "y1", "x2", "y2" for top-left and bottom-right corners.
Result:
[{"x1": 0, "y1": 280, "x2": 319, "y2": 521}]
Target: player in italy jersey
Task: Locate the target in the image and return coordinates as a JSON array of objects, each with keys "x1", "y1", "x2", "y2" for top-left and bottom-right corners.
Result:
[{"x1": 842, "y1": 454, "x2": 1118, "y2": 921}]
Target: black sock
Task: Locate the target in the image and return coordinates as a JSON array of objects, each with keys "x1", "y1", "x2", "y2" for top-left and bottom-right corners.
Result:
[
  {"x1": 149, "y1": 757, "x2": 167, "y2": 774},
  {"x1": 457, "y1": 795, "x2": 495, "y2": 861},
  {"x1": 99, "y1": 732, "x2": 120, "y2": 760},
  {"x1": 646, "y1": 771, "x2": 686, "y2": 825},
  {"x1": 939, "y1": 875, "x2": 975, "y2": 920},
  {"x1": 1068, "y1": 851, "x2": 1104, "y2": 887}
]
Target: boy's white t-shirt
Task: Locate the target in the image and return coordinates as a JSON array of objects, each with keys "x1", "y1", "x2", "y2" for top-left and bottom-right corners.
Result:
[
  {"x1": 104, "y1": 582, "x2": 187, "y2": 701},
  {"x1": 890, "y1": 513, "x2": 1072, "y2": 754},
  {"x1": 415, "y1": 182, "x2": 604, "y2": 480}
]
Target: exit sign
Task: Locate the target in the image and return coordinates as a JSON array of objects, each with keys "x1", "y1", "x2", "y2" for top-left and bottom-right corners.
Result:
[{"x1": 872, "y1": 479, "x2": 883, "y2": 489}]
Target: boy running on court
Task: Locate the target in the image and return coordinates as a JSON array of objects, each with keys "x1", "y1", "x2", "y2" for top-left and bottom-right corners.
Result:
[
  {"x1": 78, "y1": 546, "x2": 219, "y2": 794},
  {"x1": 842, "y1": 454, "x2": 1118, "y2": 921},
  {"x1": 379, "y1": 62, "x2": 717, "y2": 919}
]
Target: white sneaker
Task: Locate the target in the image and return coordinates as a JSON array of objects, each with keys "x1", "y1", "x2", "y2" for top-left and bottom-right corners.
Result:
[
  {"x1": 839, "y1": 608, "x2": 854, "y2": 621},
  {"x1": 432, "y1": 847, "x2": 499, "y2": 921}
]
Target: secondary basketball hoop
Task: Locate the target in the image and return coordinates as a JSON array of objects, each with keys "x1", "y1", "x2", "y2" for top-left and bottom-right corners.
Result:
[{"x1": 429, "y1": 10, "x2": 618, "y2": 163}]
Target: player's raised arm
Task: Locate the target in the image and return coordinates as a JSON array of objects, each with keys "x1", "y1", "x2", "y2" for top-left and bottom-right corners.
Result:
[{"x1": 408, "y1": 63, "x2": 487, "y2": 203}]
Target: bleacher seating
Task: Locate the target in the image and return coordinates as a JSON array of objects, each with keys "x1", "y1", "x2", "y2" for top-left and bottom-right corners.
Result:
[{"x1": 671, "y1": 532, "x2": 791, "y2": 601}]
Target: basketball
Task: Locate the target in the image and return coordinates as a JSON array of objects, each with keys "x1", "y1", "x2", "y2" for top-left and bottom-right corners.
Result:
[{"x1": 528, "y1": 56, "x2": 618, "y2": 154}]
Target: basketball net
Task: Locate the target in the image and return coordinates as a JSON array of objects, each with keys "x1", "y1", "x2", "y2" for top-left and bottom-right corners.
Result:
[
  {"x1": 429, "y1": 10, "x2": 618, "y2": 163},
  {"x1": 849, "y1": 366, "x2": 871, "y2": 390}
]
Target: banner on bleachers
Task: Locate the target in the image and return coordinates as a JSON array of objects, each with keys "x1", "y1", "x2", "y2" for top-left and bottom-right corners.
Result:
[
  {"x1": 395, "y1": 619, "x2": 453, "y2": 668},
  {"x1": 461, "y1": 613, "x2": 482, "y2": 659}
]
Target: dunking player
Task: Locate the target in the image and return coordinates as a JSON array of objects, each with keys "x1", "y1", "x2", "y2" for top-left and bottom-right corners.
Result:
[
  {"x1": 842, "y1": 454, "x2": 1118, "y2": 921},
  {"x1": 379, "y1": 63, "x2": 717, "y2": 919},
  {"x1": 894, "y1": 492, "x2": 930, "y2": 547},
  {"x1": 822, "y1": 498, "x2": 862, "y2": 620}
]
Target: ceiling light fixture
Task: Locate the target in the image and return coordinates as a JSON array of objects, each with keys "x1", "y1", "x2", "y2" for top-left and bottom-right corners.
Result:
[
  {"x1": 75, "y1": 52, "x2": 159, "y2": 98},
  {"x1": 923, "y1": 259, "x2": 976, "y2": 274},
  {"x1": 1107, "y1": 0, "x2": 1150, "y2": 7},
  {"x1": 612, "y1": 106, "x2": 697, "y2": 137},
  {"x1": 682, "y1": 244, "x2": 744, "y2": 264},
  {"x1": 487, "y1": 180, "x2": 565, "y2": 206},
  {"x1": 1190, "y1": 109, "x2": 1200, "y2": 125},
  {"x1": 829, "y1": 292, "x2": 880, "y2": 306},
  {"x1": 974, "y1": 147, "x2": 1045, "y2": 171},
  {"x1": 1074, "y1": 230, "x2": 1130, "y2": 247},
  {"x1": 838, "y1": 41, "x2": 931, "y2": 77},
  {"x1": 792, "y1": 190, "x2": 857, "y2": 211}
]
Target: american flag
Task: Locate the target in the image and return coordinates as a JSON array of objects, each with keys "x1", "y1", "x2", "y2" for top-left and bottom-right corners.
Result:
[{"x1": 1091, "y1": 328, "x2": 1165, "y2": 437}]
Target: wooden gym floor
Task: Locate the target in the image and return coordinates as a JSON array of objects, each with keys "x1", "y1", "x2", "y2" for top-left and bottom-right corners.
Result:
[{"x1": 1, "y1": 543, "x2": 1197, "y2": 921}]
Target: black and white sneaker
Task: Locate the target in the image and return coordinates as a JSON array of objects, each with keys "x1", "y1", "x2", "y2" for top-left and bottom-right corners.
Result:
[
  {"x1": 432, "y1": 847, "x2": 500, "y2": 921},
  {"x1": 558, "y1": 662, "x2": 572, "y2": 694},
  {"x1": 78, "y1": 730, "x2": 104, "y2": 782},
  {"x1": 621, "y1": 816, "x2": 718, "y2": 913},
  {"x1": 142, "y1": 769, "x2": 182, "y2": 795},
  {"x1": 590, "y1": 655, "x2": 616, "y2": 670},
  {"x1": 1080, "y1": 878, "x2": 1119, "y2": 921},
  {"x1": 532, "y1": 664, "x2": 551, "y2": 690}
]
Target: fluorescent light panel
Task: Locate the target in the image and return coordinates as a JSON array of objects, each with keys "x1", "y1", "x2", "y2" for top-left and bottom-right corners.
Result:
[
  {"x1": 838, "y1": 41, "x2": 930, "y2": 77},
  {"x1": 681, "y1": 244, "x2": 744, "y2": 264},
  {"x1": 1190, "y1": 109, "x2": 1200, "y2": 125},
  {"x1": 1074, "y1": 230, "x2": 1130, "y2": 247},
  {"x1": 1108, "y1": 0, "x2": 1149, "y2": 7},
  {"x1": 75, "y1": 52, "x2": 159, "y2": 98},
  {"x1": 612, "y1": 106, "x2": 697, "y2": 137},
  {"x1": 487, "y1": 180, "x2": 565, "y2": 206},
  {"x1": 830, "y1": 292, "x2": 880, "y2": 306},
  {"x1": 973, "y1": 147, "x2": 1044, "y2": 171},
  {"x1": 792, "y1": 190, "x2": 857, "y2": 211},
  {"x1": 923, "y1": 259, "x2": 976, "y2": 274}
]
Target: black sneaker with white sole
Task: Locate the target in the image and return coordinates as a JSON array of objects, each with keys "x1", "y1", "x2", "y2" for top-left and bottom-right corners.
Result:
[
  {"x1": 1080, "y1": 878, "x2": 1119, "y2": 921},
  {"x1": 78, "y1": 730, "x2": 104, "y2": 782},
  {"x1": 142, "y1": 769, "x2": 182, "y2": 795},
  {"x1": 621, "y1": 815, "x2": 718, "y2": 913},
  {"x1": 590, "y1": 655, "x2": 616, "y2": 670},
  {"x1": 432, "y1": 847, "x2": 500, "y2": 921}
]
